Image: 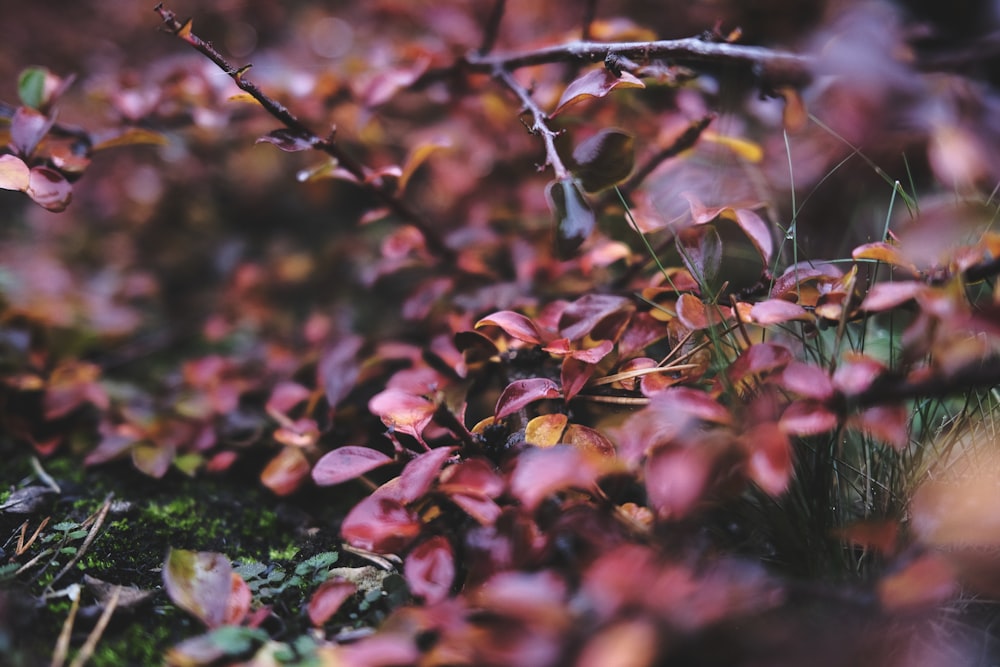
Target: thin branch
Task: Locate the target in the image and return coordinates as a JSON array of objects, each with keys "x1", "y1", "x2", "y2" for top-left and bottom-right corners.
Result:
[
  {"x1": 478, "y1": 0, "x2": 507, "y2": 56},
  {"x1": 153, "y1": 4, "x2": 455, "y2": 262},
  {"x1": 464, "y1": 38, "x2": 813, "y2": 89},
  {"x1": 853, "y1": 358, "x2": 1000, "y2": 409},
  {"x1": 494, "y1": 68, "x2": 570, "y2": 180}
]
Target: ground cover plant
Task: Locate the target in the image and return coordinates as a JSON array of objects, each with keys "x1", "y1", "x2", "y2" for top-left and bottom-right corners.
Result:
[{"x1": 3, "y1": 0, "x2": 1000, "y2": 664}]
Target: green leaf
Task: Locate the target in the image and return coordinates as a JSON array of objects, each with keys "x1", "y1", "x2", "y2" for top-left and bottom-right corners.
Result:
[
  {"x1": 18, "y1": 67, "x2": 47, "y2": 110},
  {"x1": 571, "y1": 129, "x2": 635, "y2": 192},
  {"x1": 545, "y1": 178, "x2": 595, "y2": 259}
]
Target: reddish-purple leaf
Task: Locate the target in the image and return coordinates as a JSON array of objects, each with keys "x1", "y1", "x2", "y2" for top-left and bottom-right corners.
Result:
[
  {"x1": 612, "y1": 387, "x2": 731, "y2": 464},
  {"x1": 405, "y1": 536, "x2": 455, "y2": 603},
  {"x1": 0, "y1": 154, "x2": 30, "y2": 191},
  {"x1": 860, "y1": 281, "x2": 926, "y2": 312},
  {"x1": 742, "y1": 422, "x2": 792, "y2": 496},
  {"x1": 851, "y1": 404, "x2": 909, "y2": 450},
  {"x1": 561, "y1": 357, "x2": 596, "y2": 402},
  {"x1": 312, "y1": 445, "x2": 394, "y2": 486},
  {"x1": 770, "y1": 262, "x2": 843, "y2": 300},
  {"x1": 26, "y1": 166, "x2": 72, "y2": 212},
  {"x1": 476, "y1": 311, "x2": 546, "y2": 345},
  {"x1": 558, "y1": 294, "x2": 634, "y2": 341},
  {"x1": 832, "y1": 354, "x2": 886, "y2": 395},
  {"x1": 163, "y1": 549, "x2": 234, "y2": 628},
  {"x1": 266, "y1": 381, "x2": 311, "y2": 416},
  {"x1": 318, "y1": 335, "x2": 363, "y2": 407},
  {"x1": 256, "y1": 128, "x2": 315, "y2": 152},
  {"x1": 779, "y1": 399, "x2": 839, "y2": 435},
  {"x1": 495, "y1": 378, "x2": 561, "y2": 420},
  {"x1": 368, "y1": 387, "x2": 436, "y2": 441},
  {"x1": 340, "y1": 494, "x2": 422, "y2": 553},
  {"x1": 749, "y1": 299, "x2": 812, "y2": 324},
  {"x1": 645, "y1": 446, "x2": 713, "y2": 519},
  {"x1": 552, "y1": 68, "x2": 645, "y2": 117},
  {"x1": 509, "y1": 445, "x2": 604, "y2": 510},
  {"x1": 395, "y1": 446, "x2": 456, "y2": 503},
  {"x1": 728, "y1": 343, "x2": 793, "y2": 385},
  {"x1": 308, "y1": 578, "x2": 357, "y2": 626},
  {"x1": 438, "y1": 458, "x2": 505, "y2": 498},
  {"x1": 778, "y1": 361, "x2": 835, "y2": 400},
  {"x1": 11, "y1": 105, "x2": 53, "y2": 157},
  {"x1": 448, "y1": 492, "x2": 503, "y2": 525},
  {"x1": 683, "y1": 193, "x2": 774, "y2": 265},
  {"x1": 261, "y1": 446, "x2": 311, "y2": 496},
  {"x1": 676, "y1": 294, "x2": 732, "y2": 330}
]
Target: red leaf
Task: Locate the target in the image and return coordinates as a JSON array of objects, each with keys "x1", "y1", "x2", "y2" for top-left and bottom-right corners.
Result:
[
  {"x1": 495, "y1": 378, "x2": 561, "y2": 420},
  {"x1": 509, "y1": 445, "x2": 604, "y2": 510},
  {"x1": 779, "y1": 399, "x2": 839, "y2": 435},
  {"x1": 404, "y1": 536, "x2": 455, "y2": 603},
  {"x1": 560, "y1": 357, "x2": 596, "y2": 402},
  {"x1": 438, "y1": 458, "x2": 505, "y2": 498},
  {"x1": 676, "y1": 294, "x2": 732, "y2": 330},
  {"x1": 683, "y1": 193, "x2": 774, "y2": 265},
  {"x1": 860, "y1": 281, "x2": 926, "y2": 312},
  {"x1": 476, "y1": 310, "x2": 546, "y2": 345},
  {"x1": 368, "y1": 387, "x2": 436, "y2": 441},
  {"x1": 645, "y1": 446, "x2": 713, "y2": 519},
  {"x1": 558, "y1": 294, "x2": 634, "y2": 341},
  {"x1": 261, "y1": 447, "x2": 311, "y2": 496},
  {"x1": 340, "y1": 494, "x2": 422, "y2": 553},
  {"x1": 312, "y1": 446, "x2": 394, "y2": 486},
  {"x1": 266, "y1": 381, "x2": 311, "y2": 416},
  {"x1": 832, "y1": 354, "x2": 886, "y2": 395},
  {"x1": 395, "y1": 446, "x2": 456, "y2": 503},
  {"x1": 749, "y1": 299, "x2": 812, "y2": 324},
  {"x1": 612, "y1": 387, "x2": 731, "y2": 464},
  {"x1": 26, "y1": 166, "x2": 72, "y2": 212},
  {"x1": 851, "y1": 404, "x2": 909, "y2": 450},
  {"x1": 769, "y1": 262, "x2": 843, "y2": 300},
  {"x1": 317, "y1": 335, "x2": 363, "y2": 408},
  {"x1": 255, "y1": 128, "x2": 315, "y2": 152},
  {"x1": 727, "y1": 343, "x2": 792, "y2": 385},
  {"x1": 742, "y1": 422, "x2": 792, "y2": 496},
  {"x1": 448, "y1": 492, "x2": 503, "y2": 525},
  {"x1": 308, "y1": 578, "x2": 356, "y2": 626},
  {"x1": 778, "y1": 361, "x2": 835, "y2": 400},
  {"x1": 225, "y1": 573, "x2": 251, "y2": 626},
  {"x1": 552, "y1": 68, "x2": 645, "y2": 117},
  {"x1": 0, "y1": 154, "x2": 30, "y2": 191},
  {"x1": 163, "y1": 549, "x2": 234, "y2": 629}
]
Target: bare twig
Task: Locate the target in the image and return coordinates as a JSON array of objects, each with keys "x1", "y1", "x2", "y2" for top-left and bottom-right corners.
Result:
[
  {"x1": 464, "y1": 38, "x2": 813, "y2": 88},
  {"x1": 69, "y1": 585, "x2": 122, "y2": 667},
  {"x1": 478, "y1": 0, "x2": 507, "y2": 56},
  {"x1": 153, "y1": 4, "x2": 455, "y2": 262},
  {"x1": 494, "y1": 68, "x2": 570, "y2": 180}
]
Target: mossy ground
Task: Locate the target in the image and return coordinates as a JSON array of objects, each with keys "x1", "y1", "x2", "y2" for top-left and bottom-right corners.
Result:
[{"x1": 0, "y1": 446, "x2": 358, "y2": 666}]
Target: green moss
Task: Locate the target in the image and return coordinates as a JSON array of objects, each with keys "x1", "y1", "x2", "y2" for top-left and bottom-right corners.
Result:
[{"x1": 269, "y1": 544, "x2": 300, "y2": 561}]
